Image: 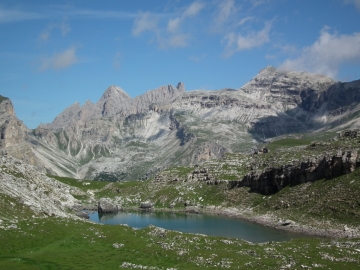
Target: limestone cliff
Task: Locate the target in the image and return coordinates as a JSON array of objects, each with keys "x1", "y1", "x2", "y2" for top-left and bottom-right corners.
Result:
[{"x1": 6, "y1": 67, "x2": 360, "y2": 181}]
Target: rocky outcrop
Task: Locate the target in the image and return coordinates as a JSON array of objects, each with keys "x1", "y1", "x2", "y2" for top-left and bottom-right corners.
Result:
[
  {"x1": 98, "y1": 197, "x2": 121, "y2": 213},
  {"x1": 0, "y1": 97, "x2": 45, "y2": 171},
  {"x1": 7, "y1": 67, "x2": 359, "y2": 181},
  {"x1": 240, "y1": 66, "x2": 335, "y2": 111},
  {"x1": 231, "y1": 150, "x2": 359, "y2": 195},
  {"x1": 169, "y1": 114, "x2": 195, "y2": 146},
  {"x1": 0, "y1": 155, "x2": 80, "y2": 217},
  {"x1": 0, "y1": 98, "x2": 26, "y2": 148},
  {"x1": 140, "y1": 201, "x2": 153, "y2": 209}
]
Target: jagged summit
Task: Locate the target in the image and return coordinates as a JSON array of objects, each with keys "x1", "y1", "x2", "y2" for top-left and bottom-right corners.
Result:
[
  {"x1": 0, "y1": 96, "x2": 14, "y2": 117},
  {"x1": 3, "y1": 67, "x2": 360, "y2": 182},
  {"x1": 43, "y1": 82, "x2": 185, "y2": 129},
  {"x1": 239, "y1": 66, "x2": 336, "y2": 110},
  {"x1": 100, "y1": 85, "x2": 131, "y2": 101}
]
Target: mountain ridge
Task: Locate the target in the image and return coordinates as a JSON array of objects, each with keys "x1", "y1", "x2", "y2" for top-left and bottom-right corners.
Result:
[{"x1": 1, "y1": 67, "x2": 360, "y2": 181}]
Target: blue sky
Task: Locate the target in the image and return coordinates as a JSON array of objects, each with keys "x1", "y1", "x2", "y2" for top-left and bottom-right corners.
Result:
[{"x1": 1, "y1": 0, "x2": 360, "y2": 128}]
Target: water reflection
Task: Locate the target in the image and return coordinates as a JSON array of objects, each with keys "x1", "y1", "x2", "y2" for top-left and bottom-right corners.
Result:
[{"x1": 90, "y1": 211, "x2": 308, "y2": 243}]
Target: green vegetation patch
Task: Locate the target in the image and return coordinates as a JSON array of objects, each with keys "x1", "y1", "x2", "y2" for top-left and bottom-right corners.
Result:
[
  {"x1": 47, "y1": 175, "x2": 109, "y2": 191},
  {"x1": 0, "y1": 213, "x2": 360, "y2": 269}
]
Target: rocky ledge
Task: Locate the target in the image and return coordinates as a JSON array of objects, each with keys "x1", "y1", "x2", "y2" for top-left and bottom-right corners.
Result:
[{"x1": 0, "y1": 155, "x2": 81, "y2": 218}]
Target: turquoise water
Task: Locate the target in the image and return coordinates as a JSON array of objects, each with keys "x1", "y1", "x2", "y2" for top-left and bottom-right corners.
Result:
[{"x1": 88, "y1": 211, "x2": 309, "y2": 243}]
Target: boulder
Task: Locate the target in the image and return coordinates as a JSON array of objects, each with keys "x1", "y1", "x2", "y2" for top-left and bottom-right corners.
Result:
[
  {"x1": 75, "y1": 212, "x2": 90, "y2": 219},
  {"x1": 140, "y1": 201, "x2": 153, "y2": 209},
  {"x1": 185, "y1": 206, "x2": 202, "y2": 214},
  {"x1": 98, "y1": 198, "x2": 121, "y2": 213}
]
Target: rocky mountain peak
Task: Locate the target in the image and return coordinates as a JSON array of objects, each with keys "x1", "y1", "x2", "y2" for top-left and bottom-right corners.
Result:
[
  {"x1": 100, "y1": 85, "x2": 131, "y2": 101},
  {"x1": 176, "y1": 82, "x2": 185, "y2": 92},
  {"x1": 0, "y1": 96, "x2": 14, "y2": 117},
  {"x1": 42, "y1": 102, "x2": 81, "y2": 130},
  {"x1": 239, "y1": 66, "x2": 335, "y2": 111}
]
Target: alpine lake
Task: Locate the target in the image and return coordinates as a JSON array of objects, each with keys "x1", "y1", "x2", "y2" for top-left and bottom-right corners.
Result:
[{"x1": 88, "y1": 210, "x2": 310, "y2": 243}]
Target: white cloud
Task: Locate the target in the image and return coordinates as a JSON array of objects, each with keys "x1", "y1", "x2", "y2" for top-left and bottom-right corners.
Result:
[
  {"x1": 133, "y1": 1, "x2": 204, "y2": 48},
  {"x1": 0, "y1": 7, "x2": 137, "y2": 23},
  {"x1": 222, "y1": 21, "x2": 271, "y2": 56},
  {"x1": 0, "y1": 8, "x2": 44, "y2": 22},
  {"x1": 168, "y1": 34, "x2": 189, "y2": 47},
  {"x1": 167, "y1": 17, "x2": 181, "y2": 33},
  {"x1": 167, "y1": 1, "x2": 204, "y2": 33},
  {"x1": 183, "y1": 1, "x2": 204, "y2": 17},
  {"x1": 132, "y1": 12, "x2": 159, "y2": 36},
  {"x1": 217, "y1": 0, "x2": 236, "y2": 24},
  {"x1": 40, "y1": 21, "x2": 71, "y2": 41},
  {"x1": 345, "y1": 0, "x2": 360, "y2": 9},
  {"x1": 279, "y1": 28, "x2": 360, "y2": 79},
  {"x1": 39, "y1": 46, "x2": 78, "y2": 71},
  {"x1": 212, "y1": 0, "x2": 239, "y2": 33},
  {"x1": 249, "y1": 0, "x2": 269, "y2": 9},
  {"x1": 238, "y1": 16, "x2": 254, "y2": 26}
]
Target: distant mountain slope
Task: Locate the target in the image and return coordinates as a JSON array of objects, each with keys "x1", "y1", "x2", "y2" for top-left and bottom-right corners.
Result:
[{"x1": 2, "y1": 67, "x2": 360, "y2": 181}]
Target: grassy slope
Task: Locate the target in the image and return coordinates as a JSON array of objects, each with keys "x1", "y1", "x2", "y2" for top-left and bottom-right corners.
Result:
[
  {"x1": 50, "y1": 133, "x2": 360, "y2": 229},
  {"x1": 2, "y1": 132, "x2": 360, "y2": 269},
  {"x1": 1, "y1": 193, "x2": 360, "y2": 269}
]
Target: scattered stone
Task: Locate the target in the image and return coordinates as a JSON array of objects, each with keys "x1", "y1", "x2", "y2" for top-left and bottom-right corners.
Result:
[
  {"x1": 75, "y1": 212, "x2": 90, "y2": 219},
  {"x1": 112, "y1": 243, "x2": 124, "y2": 249},
  {"x1": 98, "y1": 198, "x2": 121, "y2": 213},
  {"x1": 140, "y1": 201, "x2": 153, "y2": 209}
]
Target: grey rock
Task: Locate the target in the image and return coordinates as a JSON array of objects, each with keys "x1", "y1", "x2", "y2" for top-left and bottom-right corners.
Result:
[
  {"x1": 98, "y1": 198, "x2": 121, "y2": 213},
  {"x1": 140, "y1": 201, "x2": 153, "y2": 209},
  {"x1": 230, "y1": 149, "x2": 359, "y2": 195},
  {"x1": 75, "y1": 212, "x2": 90, "y2": 219},
  {"x1": 185, "y1": 206, "x2": 202, "y2": 214},
  {"x1": 0, "y1": 155, "x2": 81, "y2": 218},
  {"x1": 2, "y1": 67, "x2": 360, "y2": 182}
]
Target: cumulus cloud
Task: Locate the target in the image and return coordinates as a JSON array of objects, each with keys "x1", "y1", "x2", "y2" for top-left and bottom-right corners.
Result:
[
  {"x1": 39, "y1": 46, "x2": 78, "y2": 71},
  {"x1": 40, "y1": 21, "x2": 71, "y2": 41},
  {"x1": 222, "y1": 21, "x2": 271, "y2": 57},
  {"x1": 183, "y1": 1, "x2": 204, "y2": 17},
  {"x1": 132, "y1": 11, "x2": 159, "y2": 36},
  {"x1": 279, "y1": 28, "x2": 360, "y2": 79},
  {"x1": 132, "y1": 1, "x2": 204, "y2": 48}
]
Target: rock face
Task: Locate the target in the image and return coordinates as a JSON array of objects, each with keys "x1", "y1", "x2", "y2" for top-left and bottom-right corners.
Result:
[
  {"x1": 0, "y1": 96, "x2": 45, "y2": 171},
  {"x1": 226, "y1": 130, "x2": 360, "y2": 195},
  {"x1": 3, "y1": 67, "x2": 360, "y2": 181},
  {"x1": 140, "y1": 201, "x2": 153, "y2": 209},
  {"x1": 232, "y1": 150, "x2": 359, "y2": 194},
  {"x1": 0, "y1": 154, "x2": 79, "y2": 217},
  {"x1": 98, "y1": 197, "x2": 121, "y2": 213},
  {"x1": 0, "y1": 97, "x2": 26, "y2": 148}
]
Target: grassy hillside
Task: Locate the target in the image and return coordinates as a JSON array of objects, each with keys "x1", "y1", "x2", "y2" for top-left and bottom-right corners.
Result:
[
  {"x1": 1, "y1": 193, "x2": 360, "y2": 269},
  {"x1": 2, "y1": 131, "x2": 360, "y2": 269}
]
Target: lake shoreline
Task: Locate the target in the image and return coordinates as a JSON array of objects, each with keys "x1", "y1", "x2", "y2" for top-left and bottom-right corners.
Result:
[{"x1": 116, "y1": 205, "x2": 360, "y2": 239}]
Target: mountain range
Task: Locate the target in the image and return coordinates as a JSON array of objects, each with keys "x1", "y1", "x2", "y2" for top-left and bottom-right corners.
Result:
[{"x1": 1, "y1": 66, "x2": 360, "y2": 181}]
